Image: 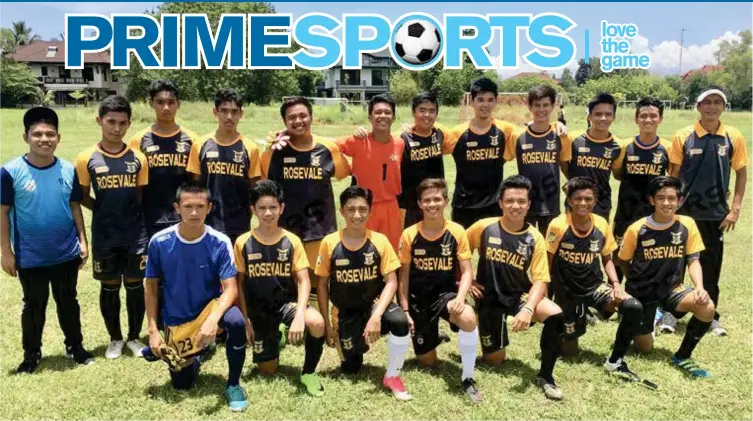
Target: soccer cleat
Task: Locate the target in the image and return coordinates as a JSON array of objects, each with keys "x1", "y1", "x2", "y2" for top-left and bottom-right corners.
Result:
[
  {"x1": 300, "y1": 373, "x2": 325, "y2": 397},
  {"x1": 536, "y1": 376, "x2": 563, "y2": 401},
  {"x1": 225, "y1": 385, "x2": 249, "y2": 412},
  {"x1": 15, "y1": 352, "x2": 41, "y2": 374},
  {"x1": 438, "y1": 330, "x2": 451, "y2": 344},
  {"x1": 279, "y1": 323, "x2": 288, "y2": 349},
  {"x1": 383, "y1": 376, "x2": 412, "y2": 401},
  {"x1": 604, "y1": 358, "x2": 658, "y2": 390},
  {"x1": 105, "y1": 340, "x2": 125, "y2": 359},
  {"x1": 672, "y1": 356, "x2": 711, "y2": 378},
  {"x1": 462, "y1": 378, "x2": 483, "y2": 403},
  {"x1": 658, "y1": 312, "x2": 677, "y2": 334},
  {"x1": 710, "y1": 320, "x2": 727, "y2": 337},
  {"x1": 126, "y1": 339, "x2": 146, "y2": 357},
  {"x1": 66, "y1": 346, "x2": 95, "y2": 365}
]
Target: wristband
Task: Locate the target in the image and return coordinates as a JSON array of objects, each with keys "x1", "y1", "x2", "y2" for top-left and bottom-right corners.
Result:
[{"x1": 522, "y1": 306, "x2": 534, "y2": 315}]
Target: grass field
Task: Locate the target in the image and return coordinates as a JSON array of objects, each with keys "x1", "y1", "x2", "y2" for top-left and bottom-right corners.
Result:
[{"x1": 0, "y1": 103, "x2": 751, "y2": 420}]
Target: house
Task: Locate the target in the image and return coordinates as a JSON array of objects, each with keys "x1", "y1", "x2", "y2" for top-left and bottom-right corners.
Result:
[
  {"x1": 318, "y1": 49, "x2": 398, "y2": 101},
  {"x1": 681, "y1": 64, "x2": 723, "y2": 81},
  {"x1": 9, "y1": 41, "x2": 124, "y2": 105}
]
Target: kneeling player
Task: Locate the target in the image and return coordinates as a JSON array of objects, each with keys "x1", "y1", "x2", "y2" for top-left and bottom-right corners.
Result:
[
  {"x1": 606, "y1": 176, "x2": 715, "y2": 379},
  {"x1": 547, "y1": 177, "x2": 624, "y2": 356},
  {"x1": 234, "y1": 180, "x2": 326, "y2": 396},
  {"x1": 467, "y1": 175, "x2": 565, "y2": 400},
  {"x1": 144, "y1": 182, "x2": 248, "y2": 411},
  {"x1": 397, "y1": 178, "x2": 482, "y2": 403},
  {"x1": 315, "y1": 187, "x2": 413, "y2": 401}
]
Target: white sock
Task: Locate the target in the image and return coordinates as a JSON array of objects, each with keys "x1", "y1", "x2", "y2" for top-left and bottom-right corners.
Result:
[
  {"x1": 458, "y1": 327, "x2": 479, "y2": 381},
  {"x1": 386, "y1": 333, "x2": 410, "y2": 377}
]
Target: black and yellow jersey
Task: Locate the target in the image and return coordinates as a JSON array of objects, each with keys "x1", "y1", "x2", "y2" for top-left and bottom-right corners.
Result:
[
  {"x1": 618, "y1": 215, "x2": 705, "y2": 302},
  {"x1": 443, "y1": 120, "x2": 515, "y2": 210},
  {"x1": 234, "y1": 229, "x2": 309, "y2": 311},
  {"x1": 510, "y1": 124, "x2": 570, "y2": 216},
  {"x1": 315, "y1": 230, "x2": 400, "y2": 311},
  {"x1": 398, "y1": 127, "x2": 448, "y2": 210},
  {"x1": 75, "y1": 144, "x2": 149, "y2": 249},
  {"x1": 260, "y1": 136, "x2": 350, "y2": 242},
  {"x1": 670, "y1": 122, "x2": 748, "y2": 221},
  {"x1": 129, "y1": 127, "x2": 200, "y2": 230},
  {"x1": 614, "y1": 137, "x2": 670, "y2": 226},
  {"x1": 187, "y1": 134, "x2": 261, "y2": 237},
  {"x1": 398, "y1": 220, "x2": 471, "y2": 305},
  {"x1": 467, "y1": 218, "x2": 549, "y2": 302},
  {"x1": 564, "y1": 131, "x2": 625, "y2": 215},
  {"x1": 546, "y1": 213, "x2": 617, "y2": 297}
]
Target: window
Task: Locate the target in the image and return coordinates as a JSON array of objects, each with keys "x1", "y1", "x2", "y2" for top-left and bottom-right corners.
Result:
[
  {"x1": 41, "y1": 66, "x2": 48, "y2": 76},
  {"x1": 103, "y1": 68, "x2": 108, "y2": 82},
  {"x1": 83, "y1": 67, "x2": 94, "y2": 82},
  {"x1": 340, "y1": 70, "x2": 360, "y2": 86},
  {"x1": 58, "y1": 66, "x2": 70, "y2": 79},
  {"x1": 372, "y1": 70, "x2": 386, "y2": 86}
]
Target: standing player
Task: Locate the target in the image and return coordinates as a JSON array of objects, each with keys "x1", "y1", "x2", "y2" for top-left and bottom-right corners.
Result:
[
  {"x1": 606, "y1": 176, "x2": 715, "y2": 379},
  {"x1": 75, "y1": 96, "x2": 149, "y2": 359},
  {"x1": 143, "y1": 182, "x2": 248, "y2": 411},
  {"x1": 2, "y1": 107, "x2": 94, "y2": 373},
  {"x1": 546, "y1": 177, "x2": 624, "y2": 356},
  {"x1": 129, "y1": 80, "x2": 200, "y2": 236},
  {"x1": 315, "y1": 187, "x2": 413, "y2": 401},
  {"x1": 234, "y1": 180, "x2": 327, "y2": 396},
  {"x1": 397, "y1": 178, "x2": 482, "y2": 402},
  {"x1": 562, "y1": 93, "x2": 625, "y2": 221},
  {"x1": 187, "y1": 88, "x2": 261, "y2": 245},
  {"x1": 510, "y1": 85, "x2": 571, "y2": 234},
  {"x1": 669, "y1": 87, "x2": 748, "y2": 336},
  {"x1": 466, "y1": 175, "x2": 565, "y2": 400}
]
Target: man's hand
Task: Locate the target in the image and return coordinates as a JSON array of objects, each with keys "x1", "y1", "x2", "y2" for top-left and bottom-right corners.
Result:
[
  {"x1": 611, "y1": 283, "x2": 627, "y2": 304},
  {"x1": 400, "y1": 123, "x2": 412, "y2": 134},
  {"x1": 511, "y1": 308, "x2": 533, "y2": 332},
  {"x1": 149, "y1": 331, "x2": 166, "y2": 358},
  {"x1": 694, "y1": 288, "x2": 710, "y2": 305},
  {"x1": 269, "y1": 130, "x2": 291, "y2": 151},
  {"x1": 354, "y1": 126, "x2": 369, "y2": 139},
  {"x1": 363, "y1": 315, "x2": 382, "y2": 344},
  {"x1": 554, "y1": 121, "x2": 568, "y2": 136},
  {"x1": 448, "y1": 296, "x2": 465, "y2": 316},
  {"x1": 79, "y1": 241, "x2": 89, "y2": 269},
  {"x1": 288, "y1": 312, "x2": 305, "y2": 345},
  {"x1": 720, "y1": 209, "x2": 739, "y2": 232},
  {"x1": 324, "y1": 324, "x2": 338, "y2": 348},
  {"x1": 195, "y1": 316, "x2": 219, "y2": 350},
  {"x1": 1, "y1": 251, "x2": 16, "y2": 277},
  {"x1": 469, "y1": 281, "x2": 485, "y2": 300},
  {"x1": 404, "y1": 311, "x2": 415, "y2": 336},
  {"x1": 245, "y1": 318, "x2": 255, "y2": 346}
]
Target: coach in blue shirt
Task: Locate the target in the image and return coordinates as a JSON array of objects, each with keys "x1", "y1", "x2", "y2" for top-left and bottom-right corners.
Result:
[{"x1": 1, "y1": 107, "x2": 95, "y2": 373}]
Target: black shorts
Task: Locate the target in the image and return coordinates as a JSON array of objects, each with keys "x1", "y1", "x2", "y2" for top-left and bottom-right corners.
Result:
[
  {"x1": 612, "y1": 218, "x2": 631, "y2": 248},
  {"x1": 553, "y1": 282, "x2": 614, "y2": 340},
  {"x1": 635, "y1": 284, "x2": 692, "y2": 336},
  {"x1": 333, "y1": 303, "x2": 407, "y2": 359},
  {"x1": 525, "y1": 214, "x2": 557, "y2": 235},
  {"x1": 476, "y1": 294, "x2": 528, "y2": 355},
  {"x1": 92, "y1": 244, "x2": 147, "y2": 281},
  {"x1": 452, "y1": 204, "x2": 501, "y2": 229},
  {"x1": 410, "y1": 292, "x2": 458, "y2": 355},
  {"x1": 249, "y1": 302, "x2": 300, "y2": 363}
]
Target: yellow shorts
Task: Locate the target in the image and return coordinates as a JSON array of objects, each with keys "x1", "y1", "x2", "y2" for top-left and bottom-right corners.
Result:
[{"x1": 165, "y1": 299, "x2": 219, "y2": 361}]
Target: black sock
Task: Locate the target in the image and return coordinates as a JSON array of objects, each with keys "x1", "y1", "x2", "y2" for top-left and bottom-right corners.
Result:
[
  {"x1": 538, "y1": 312, "x2": 564, "y2": 383},
  {"x1": 125, "y1": 282, "x2": 145, "y2": 341},
  {"x1": 302, "y1": 334, "x2": 325, "y2": 375},
  {"x1": 341, "y1": 354, "x2": 363, "y2": 374},
  {"x1": 674, "y1": 317, "x2": 712, "y2": 360},
  {"x1": 100, "y1": 284, "x2": 123, "y2": 341},
  {"x1": 609, "y1": 298, "x2": 643, "y2": 363}
]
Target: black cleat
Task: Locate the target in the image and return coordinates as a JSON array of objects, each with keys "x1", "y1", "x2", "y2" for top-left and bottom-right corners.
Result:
[
  {"x1": 66, "y1": 345, "x2": 95, "y2": 366},
  {"x1": 16, "y1": 352, "x2": 41, "y2": 374}
]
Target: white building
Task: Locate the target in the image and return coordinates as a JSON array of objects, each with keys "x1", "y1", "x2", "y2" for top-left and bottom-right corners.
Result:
[{"x1": 319, "y1": 49, "x2": 398, "y2": 101}]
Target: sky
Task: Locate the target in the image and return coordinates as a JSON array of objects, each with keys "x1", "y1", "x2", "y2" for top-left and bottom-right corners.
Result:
[{"x1": 1, "y1": 1, "x2": 750, "y2": 77}]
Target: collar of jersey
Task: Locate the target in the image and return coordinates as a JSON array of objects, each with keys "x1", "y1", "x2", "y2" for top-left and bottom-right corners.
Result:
[
  {"x1": 694, "y1": 121, "x2": 726, "y2": 137},
  {"x1": 567, "y1": 213, "x2": 595, "y2": 238},
  {"x1": 632, "y1": 135, "x2": 661, "y2": 150},
  {"x1": 584, "y1": 130, "x2": 614, "y2": 144},
  {"x1": 526, "y1": 123, "x2": 554, "y2": 138},
  {"x1": 498, "y1": 218, "x2": 528, "y2": 236},
  {"x1": 418, "y1": 220, "x2": 448, "y2": 242},
  {"x1": 150, "y1": 127, "x2": 182, "y2": 138},
  {"x1": 211, "y1": 134, "x2": 243, "y2": 147},
  {"x1": 22, "y1": 155, "x2": 58, "y2": 170},
  {"x1": 97, "y1": 143, "x2": 130, "y2": 158},
  {"x1": 467, "y1": 119, "x2": 494, "y2": 136},
  {"x1": 175, "y1": 225, "x2": 208, "y2": 244},
  {"x1": 251, "y1": 229, "x2": 285, "y2": 246},
  {"x1": 645, "y1": 215, "x2": 678, "y2": 231},
  {"x1": 286, "y1": 135, "x2": 319, "y2": 152},
  {"x1": 339, "y1": 229, "x2": 370, "y2": 252}
]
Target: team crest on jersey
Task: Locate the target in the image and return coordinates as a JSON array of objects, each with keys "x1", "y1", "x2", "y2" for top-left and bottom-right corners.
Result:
[
  {"x1": 440, "y1": 243, "x2": 452, "y2": 257},
  {"x1": 23, "y1": 180, "x2": 37, "y2": 192},
  {"x1": 516, "y1": 241, "x2": 529, "y2": 256},
  {"x1": 652, "y1": 152, "x2": 664, "y2": 164},
  {"x1": 671, "y1": 232, "x2": 683, "y2": 245},
  {"x1": 277, "y1": 248, "x2": 290, "y2": 262},
  {"x1": 389, "y1": 154, "x2": 399, "y2": 162},
  {"x1": 363, "y1": 252, "x2": 375, "y2": 266},
  {"x1": 175, "y1": 141, "x2": 190, "y2": 153},
  {"x1": 125, "y1": 161, "x2": 138, "y2": 173},
  {"x1": 603, "y1": 148, "x2": 614, "y2": 159},
  {"x1": 341, "y1": 337, "x2": 353, "y2": 350},
  {"x1": 546, "y1": 232, "x2": 557, "y2": 244},
  {"x1": 431, "y1": 132, "x2": 439, "y2": 144},
  {"x1": 489, "y1": 135, "x2": 499, "y2": 146},
  {"x1": 717, "y1": 145, "x2": 728, "y2": 157},
  {"x1": 310, "y1": 154, "x2": 321, "y2": 167},
  {"x1": 546, "y1": 138, "x2": 557, "y2": 151},
  {"x1": 233, "y1": 150, "x2": 245, "y2": 163},
  {"x1": 589, "y1": 238, "x2": 600, "y2": 253},
  {"x1": 253, "y1": 340, "x2": 263, "y2": 354}
]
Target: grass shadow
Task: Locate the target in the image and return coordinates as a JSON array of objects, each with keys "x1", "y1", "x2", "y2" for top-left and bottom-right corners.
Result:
[
  {"x1": 243, "y1": 362, "x2": 311, "y2": 395},
  {"x1": 402, "y1": 354, "x2": 465, "y2": 396},
  {"x1": 559, "y1": 347, "x2": 608, "y2": 369},
  {"x1": 146, "y1": 372, "x2": 229, "y2": 415},
  {"x1": 320, "y1": 361, "x2": 389, "y2": 397},
  {"x1": 476, "y1": 356, "x2": 540, "y2": 394}
]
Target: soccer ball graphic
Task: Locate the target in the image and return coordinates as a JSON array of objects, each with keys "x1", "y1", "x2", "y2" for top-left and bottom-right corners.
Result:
[{"x1": 393, "y1": 20, "x2": 441, "y2": 65}]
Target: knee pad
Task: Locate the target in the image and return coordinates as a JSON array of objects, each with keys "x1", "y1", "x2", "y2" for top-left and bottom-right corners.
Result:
[
  {"x1": 341, "y1": 354, "x2": 363, "y2": 374},
  {"x1": 545, "y1": 312, "x2": 565, "y2": 334},
  {"x1": 620, "y1": 298, "x2": 643, "y2": 317},
  {"x1": 388, "y1": 312, "x2": 410, "y2": 337}
]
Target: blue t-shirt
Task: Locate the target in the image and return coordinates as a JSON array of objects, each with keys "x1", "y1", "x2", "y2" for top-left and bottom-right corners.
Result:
[
  {"x1": 0, "y1": 156, "x2": 82, "y2": 268},
  {"x1": 145, "y1": 224, "x2": 237, "y2": 326}
]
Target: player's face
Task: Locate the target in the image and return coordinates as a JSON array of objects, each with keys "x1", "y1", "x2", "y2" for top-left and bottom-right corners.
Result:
[
  {"x1": 369, "y1": 103, "x2": 395, "y2": 132},
  {"x1": 635, "y1": 106, "x2": 662, "y2": 133},
  {"x1": 567, "y1": 189, "x2": 596, "y2": 217},
  {"x1": 214, "y1": 101, "x2": 243, "y2": 132},
  {"x1": 649, "y1": 187, "x2": 679, "y2": 219},
  {"x1": 587, "y1": 103, "x2": 615, "y2": 132},
  {"x1": 151, "y1": 91, "x2": 179, "y2": 123},
  {"x1": 697, "y1": 95, "x2": 725, "y2": 121},
  {"x1": 413, "y1": 101, "x2": 438, "y2": 132},
  {"x1": 284, "y1": 104, "x2": 312, "y2": 137},
  {"x1": 175, "y1": 192, "x2": 211, "y2": 227},
  {"x1": 529, "y1": 97, "x2": 553, "y2": 124},
  {"x1": 499, "y1": 188, "x2": 530, "y2": 223},
  {"x1": 471, "y1": 92, "x2": 497, "y2": 119},
  {"x1": 418, "y1": 188, "x2": 447, "y2": 220},
  {"x1": 251, "y1": 196, "x2": 284, "y2": 228},
  {"x1": 341, "y1": 197, "x2": 370, "y2": 230},
  {"x1": 24, "y1": 122, "x2": 60, "y2": 159},
  {"x1": 97, "y1": 112, "x2": 131, "y2": 143}
]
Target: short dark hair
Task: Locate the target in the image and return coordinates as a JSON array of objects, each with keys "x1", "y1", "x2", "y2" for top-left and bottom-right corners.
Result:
[
  {"x1": 499, "y1": 175, "x2": 532, "y2": 200},
  {"x1": 250, "y1": 179, "x2": 284, "y2": 206},
  {"x1": 416, "y1": 178, "x2": 448, "y2": 200},
  {"x1": 280, "y1": 96, "x2": 313, "y2": 120},
  {"x1": 528, "y1": 85, "x2": 557, "y2": 107},
  {"x1": 368, "y1": 94, "x2": 396, "y2": 115},
  {"x1": 99, "y1": 95, "x2": 132, "y2": 120},
  {"x1": 470, "y1": 77, "x2": 498, "y2": 100},
  {"x1": 648, "y1": 176, "x2": 682, "y2": 198},
  {"x1": 214, "y1": 88, "x2": 243, "y2": 109},
  {"x1": 340, "y1": 186, "x2": 373, "y2": 208},
  {"x1": 564, "y1": 177, "x2": 598, "y2": 200},
  {"x1": 635, "y1": 97, "x2": 664, "y2": 118},
  {"x1": 23, "y1": 107, "x2": 58, "y2": 133},
  {"x1": 411, "y1": 92, "x2": 439, "y2": 113},
  {"x1": 587, "y1": 92, "x2": 617, "y2": 115},
  {"x1": 149, "y1": 79, "x2": 180, "y2": 101},
  {"x1": 175, "y1": 181, "x2": 211, "y2": 204}
]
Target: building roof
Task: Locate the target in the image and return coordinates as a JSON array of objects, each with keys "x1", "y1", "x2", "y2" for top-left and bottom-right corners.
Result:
[
  {"x1": 9, "y1": 41, "x2": 110, "y2": 64},
  {"x1": 681, "y1": 64, "x2": 723, "y2": 80}
]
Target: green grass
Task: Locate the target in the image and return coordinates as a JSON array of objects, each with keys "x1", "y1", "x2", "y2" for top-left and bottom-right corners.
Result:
[{"x1": 0, "y1": 104, "x2": 751, "y2": 420}]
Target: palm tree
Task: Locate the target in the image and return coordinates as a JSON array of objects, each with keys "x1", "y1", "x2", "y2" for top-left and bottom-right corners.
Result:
[{"x1": 10, "y1": 21, "x2": 41, "y2": 46}]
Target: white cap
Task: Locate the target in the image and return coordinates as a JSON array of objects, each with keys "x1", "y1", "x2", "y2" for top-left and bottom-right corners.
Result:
[{"x1": 696, "y1": 88, "x2": 728, "y2": 104}]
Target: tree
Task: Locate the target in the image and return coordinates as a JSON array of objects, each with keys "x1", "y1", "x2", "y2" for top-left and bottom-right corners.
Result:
[
  {"x1": 575, "y1": 58, "x2": 591, "y2": 86},
  {"x1": 389, "y1": 70, "x2": 419, "y2": 105},
  {"x1": 0, "y1": 59, "x2": 42, "y2": 107},
  {"x1": 498, "y1": 75, "x2": 561, "y2": 94},
  {"x1": 0, "y1": 28, "x2": 16, "y2": 55},
  {"x1": 715, "y1": 30, "x2": 752, "y2": 109},
  {"x1": 559, "y1": 68, "x2": 575, "y2": 90},
  {"x1": 10, "y1": 21, "x2": 40, "y2": 46}
]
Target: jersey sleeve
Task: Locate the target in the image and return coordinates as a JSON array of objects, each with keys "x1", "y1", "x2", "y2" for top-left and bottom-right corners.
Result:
[
  {"x1": 618, "y1": 221, "x2": 640, "y2": 261},
  {"x1": 244, "y1": 140, "x2": 262, "y2": 179},
  {"x1": 466, "y1": 219, "x2": 487, "y2": 253},
  {"x1": 441, "y1": 123, "x2": 468, "y2": 154},
  {"x1": 217, "y1": 236, "x2": 238, "y2": 281},
  {"x1": 260, "y1": 148, "x2": 273, "y2": 180},
  {"x1": 291, "y1": 234, "x2": 310, "y2": 271},
  {"x1": 187, "y1": 137, "x2": 205, "y2": 175},
  {"x1": 545, "y1": 218, "x2": 566, "y2": 254},
  {"x1": 314, "y1": 236, "x2": 333, "y2": 277},
  {"x1": 233, "y1": 233, "x2": 250, "y2": 273},
  {"x1": 375, "y1": 233, "x2": 401, "y2": 275},
  {"x1": 729, "y1": 127, "x2": 749, "y2": 171},
  {"x1": 529, "y1": 232, "x2": 550, "y2": 283},
  {"x1": 0, "y1": 167, "x2": 14, "y2": 206},
  {"x1": 127, "y1": 128, "x2": 146, "y2": 151},
  {"x1": 70, "y1": 171, "x2": 83, "y2": 202},
  {"x1": 682, "y1": 217, "x2": 706, "y2": 255},
  {"x1": 337, "y1": 136, "x2": 358, "y2": 158},
  {"x1": 451, "y1": 225, "x2": 472, "y2": 261},
  {"x1": 669, "y1": 128, "x2": 691, "y2": 166},
  {"x1": 596, "y1": 216, "x2": 618, "y2": 256},
  {"x1": 74, "y1": 150, "x2": 91, "y2": 187},
  {"x1": 611, "y1": 137, "x2": 627, "y2": 170},
  {"x1": 398, "y1": 228, "x2": 414, "y2": 265},
  {"x1": 136, "y1": 151, "x2": 149, "y2": 186},
  {"x1": 559, "y1": 133, "x2": 572, "y2": 162},
  {"x1": 145, "y1": 238, "x2": 162, "y2": 279},
  {"x1": 505, "y1": 127, "x2": 521, "y2": 162},
  {"x1": 321, "y1": 138, "x2": 351, "y2": 180}
]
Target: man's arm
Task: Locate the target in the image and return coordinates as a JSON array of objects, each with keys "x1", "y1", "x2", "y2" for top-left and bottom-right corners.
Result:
[
  {"x1": 236, "y1": 272, "x2": 249, "y2": 320},
  {"x1": 618, "y1": 258, "x2": 631, "y2": 279},
  {"x1": 559, "y1": 161, "x2": 569, "y2": 179},
  {"x1": 195, "y1": 275, "x2": 239, "y2": 349},
  {"x1": 669, "y1": 163, "x2": 680, "y2": 177},
  {"x1": 363, "y1": 271, "x2": 398, "y2": 343},
  {"x1": 722, "y1": 167, "x2": 747, "y2": 231},
  {"x1": 0, "y1": 205, "x2": 16, "y2": 277},
  {"x1": 71, "y1": 202, "x2": 89, "y2": 268},
  {"x1": 687, "y1": 257, "x2": 710, "y2": 304},
  {"x1": 397, "y1": 264, "x2": 411, "y2": 311},
  {"x1": 79, "y1": 185, "x2": 95, "y2": 211},
  {"x1": 287, "y1": 268, "x2": 312, "y2": 344}
]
